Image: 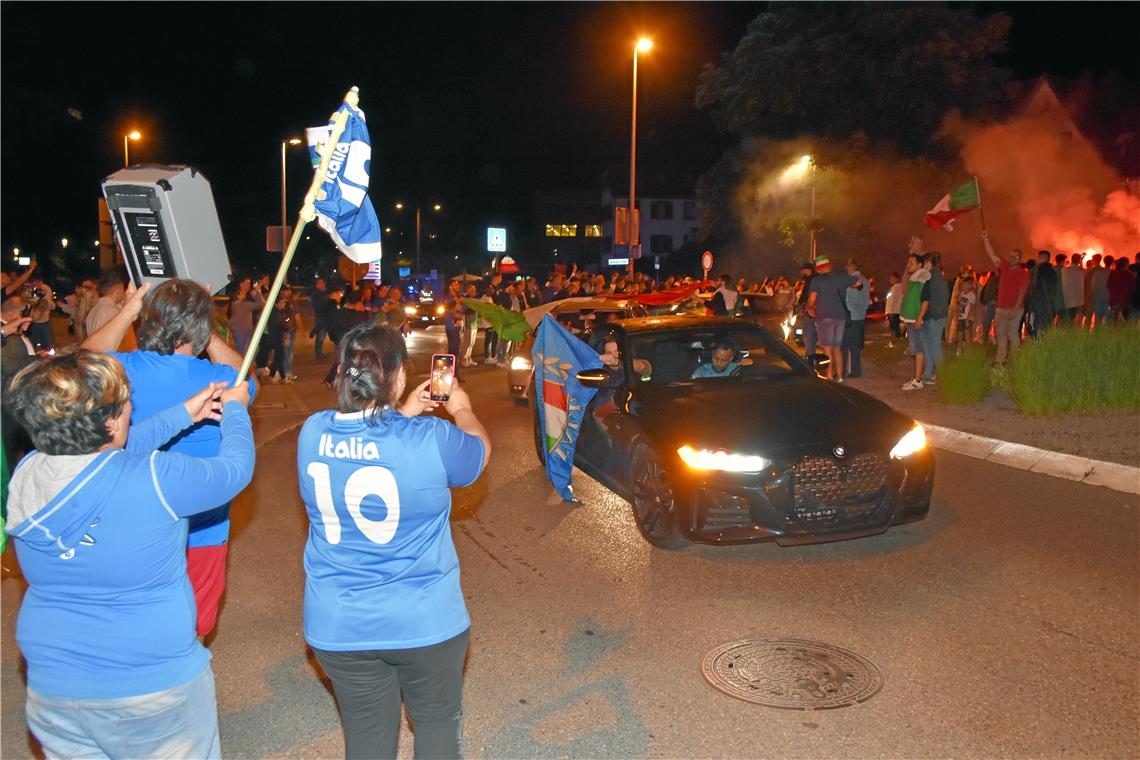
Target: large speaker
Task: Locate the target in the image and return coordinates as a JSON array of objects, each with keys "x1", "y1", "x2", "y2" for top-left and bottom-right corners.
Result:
[{"x1": 102, "y1": 165, "x2": 231, "y2": 294}]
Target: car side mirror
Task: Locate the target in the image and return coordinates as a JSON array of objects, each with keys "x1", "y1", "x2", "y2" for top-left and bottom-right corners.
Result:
[{"x1": 576, "y1": 368, "x2": 609, "y2": 388}]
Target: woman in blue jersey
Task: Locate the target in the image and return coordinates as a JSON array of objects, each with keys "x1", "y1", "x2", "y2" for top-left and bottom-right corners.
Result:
[
  {"x1": 298, "y1": 321, "x2": 491, "y2": 760},
  {"x1": 5, "y1": 350, "x2": 253, "y2": 759}
]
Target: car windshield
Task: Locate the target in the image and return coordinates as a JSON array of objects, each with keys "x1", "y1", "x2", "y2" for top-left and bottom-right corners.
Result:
[{"x1": 628, "y1": 326, "x2": 808, "y2": 385}]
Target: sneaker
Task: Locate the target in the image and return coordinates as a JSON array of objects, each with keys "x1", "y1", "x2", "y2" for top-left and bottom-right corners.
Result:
[
  {"x1": 282, "y1": 376, "x2": 294, "y2": 384},
  {"x1": 496, "y1": 361, "x2": 508, "y2": 368},
  {"x1": 286, "y1": 374, "x2": 299, "y2": 381},
  {"x1": 268, "y1": 375, "x2": 280, "y2": 385},
  {"x1": 901, "y1": 379, "x2": 924, "y2": 390},
  {"x1": 483, "y1": 357, "x2": 496, "y2": 365}
]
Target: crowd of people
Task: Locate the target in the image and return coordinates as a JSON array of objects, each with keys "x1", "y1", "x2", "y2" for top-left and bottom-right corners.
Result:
[
  {"x1": 0, "y1": 234, "x2": 1136, "y2": 757},
  {"x1": 1, "y1": 270, "x2": 491, "y2": 759}
]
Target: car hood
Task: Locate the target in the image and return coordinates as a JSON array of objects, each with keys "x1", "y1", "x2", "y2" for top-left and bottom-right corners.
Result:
[{"x1": 630, "y1": 376, "x2": 913, "y2": 459}]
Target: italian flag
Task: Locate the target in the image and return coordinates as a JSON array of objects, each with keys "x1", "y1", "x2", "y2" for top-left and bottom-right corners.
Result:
[
  {"x1": 924, "y1": 178, "x2": 980, "y2": 231},
  {"x1": 542, "y1": 379, "x2": 568, "y2": 454}
]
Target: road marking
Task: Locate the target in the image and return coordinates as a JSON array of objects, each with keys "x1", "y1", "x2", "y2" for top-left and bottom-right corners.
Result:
[{"x1": 922, "y1": 423, "x2": 1140, "y2": 495}]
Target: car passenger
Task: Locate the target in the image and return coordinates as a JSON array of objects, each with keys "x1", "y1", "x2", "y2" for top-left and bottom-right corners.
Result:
[
  {"x1": 691, "y1": 341, "x2": 738, "y2": 378},
  {"x1": 599, "y1": 335, "x2": 652, "y2": 384}
]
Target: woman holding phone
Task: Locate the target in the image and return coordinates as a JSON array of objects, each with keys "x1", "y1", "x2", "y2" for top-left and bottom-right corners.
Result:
[{"x1": 296, "y1": 322, "x2": 491, "y2": 760}]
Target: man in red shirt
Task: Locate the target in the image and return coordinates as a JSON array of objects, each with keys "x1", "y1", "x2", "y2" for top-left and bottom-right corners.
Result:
[{"x1": 981, "y1": 231, "x2": 1030, "y2": 364}]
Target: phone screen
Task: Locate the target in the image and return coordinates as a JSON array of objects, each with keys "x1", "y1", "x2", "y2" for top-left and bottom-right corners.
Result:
[{"x1": 430, "y1": 354, "x2": 456, "y2": 401}]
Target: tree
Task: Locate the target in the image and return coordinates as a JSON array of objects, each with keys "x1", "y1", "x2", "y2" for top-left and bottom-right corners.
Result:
[
  {"x1": 693, "y1": 3, "x2": 1013, "y2": 277},
  {"x1": 695, "y1": 2, "x2": 1012, "y2": 157}
]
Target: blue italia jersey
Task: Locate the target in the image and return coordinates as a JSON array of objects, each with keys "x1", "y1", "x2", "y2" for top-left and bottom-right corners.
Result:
[{"x1": 297, "y1": 409, "x2": 486, "y2": 651}]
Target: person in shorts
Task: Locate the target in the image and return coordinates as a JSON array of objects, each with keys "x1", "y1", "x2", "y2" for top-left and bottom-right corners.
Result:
[{"x1": 805, "y1": 255, "x2": 859, "y2": 381}]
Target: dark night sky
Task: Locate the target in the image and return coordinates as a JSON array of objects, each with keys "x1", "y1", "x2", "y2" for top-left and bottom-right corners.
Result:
[{"x1": 2, "y1": 2, "x2": 1137, "y2": 275}]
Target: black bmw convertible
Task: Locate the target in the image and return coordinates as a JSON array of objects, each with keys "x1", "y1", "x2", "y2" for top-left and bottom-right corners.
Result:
[{"x1": 532, "y1": 316, "x2": 934, "y2": 549}]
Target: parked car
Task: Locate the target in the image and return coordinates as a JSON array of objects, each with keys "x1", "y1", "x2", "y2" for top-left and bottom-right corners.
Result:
[
  {"x1": 506, "y1": 297, "x2": 647, "y2": 402},
  {"x1": 531, "y1": 315, "x2": 934, "y2": 549}
]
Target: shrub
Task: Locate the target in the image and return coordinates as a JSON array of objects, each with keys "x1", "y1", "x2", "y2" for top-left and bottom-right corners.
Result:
[
  {"x1": 937, "y1": 345, "x2": 991, "y2": 404},
  {"x1": 998, "y1": 326, "x2": 1140, "y2": 416}
]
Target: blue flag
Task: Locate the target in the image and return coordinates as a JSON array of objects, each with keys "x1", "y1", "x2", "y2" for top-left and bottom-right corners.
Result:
[
  {"x1": 306, "y1": 100, "x2": 382, "y2": 264},
  {"x1": 532, "y1": 315, "x2": 603, "y2": 501}
]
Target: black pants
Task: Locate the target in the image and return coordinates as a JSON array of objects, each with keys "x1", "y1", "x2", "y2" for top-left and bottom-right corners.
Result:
[{"x1": 313, "y1": 629, "x2": 469, "y2": 760}]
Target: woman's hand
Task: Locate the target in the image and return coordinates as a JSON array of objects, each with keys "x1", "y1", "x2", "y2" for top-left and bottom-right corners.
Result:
[
  {"x1": 443, "y1": 385, "x2": 474, "y2": 417},
  {"x1": 183, "y1": 382, "x2": 227, "y2": 423},
  {"x1": 220, "y1": 381, "x2": 251, "y2": 409},
  {"x1": 398, "y1": 379, "x2": 441, "y2": 417}
]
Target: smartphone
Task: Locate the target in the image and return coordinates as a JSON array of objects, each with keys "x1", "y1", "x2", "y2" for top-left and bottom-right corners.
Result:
[{"x1": 430, "y1": 354, "x2": 456, "y2": 401}]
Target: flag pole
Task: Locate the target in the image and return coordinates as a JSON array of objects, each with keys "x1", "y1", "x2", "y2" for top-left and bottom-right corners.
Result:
[
  {"x1": 235, "y1": 86, "x2": 360, "y2": 386},
  {"x1": 973, "y1": 175, "x2": 988, "y2": 232}
]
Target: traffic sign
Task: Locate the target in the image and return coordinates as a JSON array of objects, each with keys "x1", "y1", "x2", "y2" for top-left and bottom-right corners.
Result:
[{"x1": 701, "y1": 250, "x2": 714, "y2": 277}]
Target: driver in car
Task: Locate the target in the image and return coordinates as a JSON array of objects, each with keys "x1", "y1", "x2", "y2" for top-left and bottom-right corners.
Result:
[{"x1": 691, "y1": 340, "x2": 738, "y2": 378}]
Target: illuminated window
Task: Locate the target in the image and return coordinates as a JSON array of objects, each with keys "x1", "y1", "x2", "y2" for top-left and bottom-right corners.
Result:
[
  {"x1": 545, "y1": 224, "x2": 578, "y2": 237},
  {"x1": 584, "y1": 225, "x2": 603, "y2": 237}
]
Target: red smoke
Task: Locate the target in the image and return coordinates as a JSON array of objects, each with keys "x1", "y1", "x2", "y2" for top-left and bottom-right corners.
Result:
[{"x1": 950, "y1": 113, "x2": 1140, "y2": 258}]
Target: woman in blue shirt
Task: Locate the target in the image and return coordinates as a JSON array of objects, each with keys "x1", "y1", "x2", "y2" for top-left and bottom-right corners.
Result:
[
  {"x1": 6, "y1": 350, "x2": 253, "y2": 759},
  {"x1": 297, "y1": 322, "x2": 491, "y2": 760}
]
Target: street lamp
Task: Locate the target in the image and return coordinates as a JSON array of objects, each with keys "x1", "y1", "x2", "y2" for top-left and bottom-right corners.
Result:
[
  {"x1": 123, "y1": 130, "x2": 141, "y2": 167},
  {"x1": 279, "y1": 137, "x2": 304, "y2": 253},
  {"x1": 626, "y1": 37, "x2": 653, "y2": 275},
  {"x1": 60, "y1": 238, "x2": 69, "y2": 249},
  {"x1": 394, "y1": 201, "x2": 442, "y2": 274}
]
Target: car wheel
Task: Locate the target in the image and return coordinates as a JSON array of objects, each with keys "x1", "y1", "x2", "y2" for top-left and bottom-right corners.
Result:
[{"x1": 629, "y1": 445, "x2": 689, "y2": 549}]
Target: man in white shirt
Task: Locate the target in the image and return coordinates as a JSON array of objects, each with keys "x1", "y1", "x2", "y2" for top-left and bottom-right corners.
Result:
[{"x1": 84, "y1": 269, "x2": 128, "y2": 337}]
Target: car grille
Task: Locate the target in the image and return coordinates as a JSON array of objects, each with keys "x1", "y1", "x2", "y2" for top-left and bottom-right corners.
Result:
[{"x1": 791, "y1": 452, "x2": 889, "y2": 522}]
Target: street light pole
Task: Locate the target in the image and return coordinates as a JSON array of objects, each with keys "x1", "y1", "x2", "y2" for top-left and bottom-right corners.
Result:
[
  {"x1": 627, "y1": 38, "x2": 652, "y2": 276},
  {"x1": 810, "y1": 171, "x2": 817, "y2": 263},
  {"x1": 280, "y1": 138, "x2": 302, "y2": 254},
  {"x1": 123, "y1": 131, "x2": 140, "y2": 167},
  {"x1": 416, "y1": 206, "x2": 422, "y2": 274}
]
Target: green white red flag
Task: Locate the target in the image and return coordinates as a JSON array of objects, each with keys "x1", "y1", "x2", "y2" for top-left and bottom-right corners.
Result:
[{"x1": 924, "y1": 179, "x2": 981, "y2": 231}]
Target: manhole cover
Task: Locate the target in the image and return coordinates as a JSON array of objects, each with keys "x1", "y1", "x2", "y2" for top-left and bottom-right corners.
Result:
[{"x1": 701, "y1": 637, "x2": 883, "y2": 710}]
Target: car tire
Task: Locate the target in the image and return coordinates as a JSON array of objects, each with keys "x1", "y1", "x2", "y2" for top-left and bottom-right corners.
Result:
[{"x1": 628, "y1": 444, "x2": 689, "y2": 550}]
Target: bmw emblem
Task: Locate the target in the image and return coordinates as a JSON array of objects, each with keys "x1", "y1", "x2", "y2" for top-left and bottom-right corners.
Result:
[{"x1": 833, "y1": 446, "x2": 847, "y2": 458}]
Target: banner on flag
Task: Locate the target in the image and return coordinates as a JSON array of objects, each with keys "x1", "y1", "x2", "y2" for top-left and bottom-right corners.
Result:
[
  {"x1": 532, "y1": 315, "x2": 604, "y2": 501},
  {"x1": 924, "y1": 178, "x2": 981, "y2": 231},
  {"x1": 306, "y1": 102, "x2": 382, "y2": 263}
]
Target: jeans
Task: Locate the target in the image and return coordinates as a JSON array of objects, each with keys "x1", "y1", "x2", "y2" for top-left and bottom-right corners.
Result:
[
  {"x1": 841, "y1": 319, "x2": 865, "y2": 377},
  {"x1": 314, "y1": 629, "x2": 469, "y2": 760},
  {"x1": 802, "y1": 317, "x2": 817, "y2": 357},
  {"x1": 313, "y1": 322, "x2": 328, "y2": 359},
  {"x1": 25, "y1": 667, "x2": 220, "y2": 760},
  {"x1": 920, "y1": 317, "x2": 946, "y2": 381},
  {"x1": 994, "y1": 307, "x2": 1023, "y2": 363},
  {"x1": 282, "y1": 331, "x2": 295, "y2": 375}
]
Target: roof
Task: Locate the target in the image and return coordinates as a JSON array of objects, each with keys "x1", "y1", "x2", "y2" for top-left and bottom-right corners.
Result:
[{"x1": 614, "y1": 315, "x2": 744, "y2": 334}]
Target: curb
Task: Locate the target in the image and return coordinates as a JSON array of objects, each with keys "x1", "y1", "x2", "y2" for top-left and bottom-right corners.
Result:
[{"x1": 921, "y1": 423, "x2": 1140, "y2": 496}]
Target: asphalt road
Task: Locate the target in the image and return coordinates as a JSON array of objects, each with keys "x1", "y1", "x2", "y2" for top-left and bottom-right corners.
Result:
[{"x1": 2, "y1": 326, "x2": 1137, "y2": 759}]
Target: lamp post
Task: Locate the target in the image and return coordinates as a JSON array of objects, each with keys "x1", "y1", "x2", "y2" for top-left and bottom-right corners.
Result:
[
  {"x1": 123, "y1": 131, "x2": 141, "y2": 167},
  {"x1": 395, "y1": 202, "x2": 442, "y2": 273},
  {"x1": 807, "y1": 157, "x2": 817, "y2": 263},
  {"x1": 627, "y1": 37, "x2": 653, "y2": 276},
  {"x1": 280, "y1": 137, "x2": 303, "y2": 253}
]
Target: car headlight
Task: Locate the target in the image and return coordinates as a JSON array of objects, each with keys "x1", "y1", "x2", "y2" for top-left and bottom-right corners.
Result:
[
  {"x1": 404, "y1": 305, "x2": 417, "y2": 315},
  {"x1": 890, "y1": 424, "x2": 927, "y2": 459},
  {"x1": 677, "y1": 445, "x2": 771, "y2": 473},
  {"x1": 509, "y1": 355, "x2": 533, "y2": 371},
  {"x1": 435, "y1": 305, "x2": 446, "y2": 315}
]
